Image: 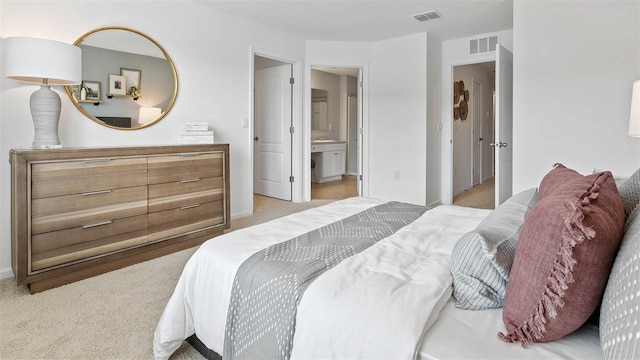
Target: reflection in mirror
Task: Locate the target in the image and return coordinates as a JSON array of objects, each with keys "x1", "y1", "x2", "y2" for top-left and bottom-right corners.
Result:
[
  {"x1": 311, "y1": 88, "x2": 328, "y2": 130},
  {"x1": 65, "y1": 27, "x2": 177, "y2": 130}
]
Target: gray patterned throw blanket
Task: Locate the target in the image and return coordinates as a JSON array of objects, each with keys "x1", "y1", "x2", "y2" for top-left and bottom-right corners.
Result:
[{"x1": 223, "y1": 201, "x2": 428, "y2": 360}]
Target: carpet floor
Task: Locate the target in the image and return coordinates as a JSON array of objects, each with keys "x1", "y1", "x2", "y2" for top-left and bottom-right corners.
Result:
[
  {"x1": 0, "y1": 196, "x2": 335, "y2": 360},
  {"x1": 453, "y1": 177, "x2": 495, "y2": 210}
]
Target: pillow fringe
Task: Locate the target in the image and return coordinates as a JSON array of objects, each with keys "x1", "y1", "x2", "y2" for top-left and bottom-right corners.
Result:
[{"x1": 499, "y1": 193, "x2": 597, "y2": 347}]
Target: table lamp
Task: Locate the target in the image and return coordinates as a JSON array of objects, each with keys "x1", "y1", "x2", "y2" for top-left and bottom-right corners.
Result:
[
  {"x1": 5, "y1": 37, "x2": 81, "y2": 149},
  {"x1": 630, "y1": 80, "x2": 640, "y2": 137}
]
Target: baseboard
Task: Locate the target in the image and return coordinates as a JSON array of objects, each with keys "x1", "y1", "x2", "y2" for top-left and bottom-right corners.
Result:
[
  {"x1": 0, "y1": 267, "x2": 14, "y2": 280},
  {"x1": 427, "y1": 199, "x2": 442, "y2": 208},
  {"x1": 231, "y1": 210, "x2": 253, "y2": 220}
]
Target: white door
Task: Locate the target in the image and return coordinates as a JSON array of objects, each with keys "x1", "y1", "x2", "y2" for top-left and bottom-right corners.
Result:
[
  {"x1": 347, "y1": 94, "x2": 358, "y2": 175},
  {"x1": 356, "y1": 69, "x2": 363, "y2": 196},
  {"x1": 494, "y1": 45, "x2": 513, "y2": 206},
  {"x1": 254, "y1": 64, "x2": 292, "y2": 201},
  {"x1": 472, "y1": 80, "x2": 482, "y2": 186}
]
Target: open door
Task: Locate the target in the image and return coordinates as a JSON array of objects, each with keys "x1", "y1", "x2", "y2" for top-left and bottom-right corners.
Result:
[
  {"x1": 494, "y1": 45, "x2": 513, "y2": 206},
  {"x1": 356, "y1": 68, "x2": 363, "y2": 196},
  {"x1": 472, "y1": 79, "x2": 482, "y2": 186},
  {"x1": 254, "y1": 63, "x2": 293, "y2": 201}
]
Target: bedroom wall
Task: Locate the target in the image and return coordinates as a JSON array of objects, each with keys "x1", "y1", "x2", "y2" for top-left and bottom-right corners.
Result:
[
  {"x1": 368, "y1": 33, "x2": 428, "y2": 205},
  {"x1": 426, "y1": 33, "x2": 443, "y2": 208},
  {"x1": 306, "y1": 34, "x2": 430, "y2": 206},
  {"x1": 513, "y1": 0, "x2": 640, "y2": 192},
  {"x1": 0, "y1": 1, "x2": 306, "y2": 279}
]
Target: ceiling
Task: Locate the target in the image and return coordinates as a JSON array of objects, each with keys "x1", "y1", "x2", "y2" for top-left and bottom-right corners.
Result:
[{"x1": 197, "y1": 0, "x2": 513, "y2": 43}]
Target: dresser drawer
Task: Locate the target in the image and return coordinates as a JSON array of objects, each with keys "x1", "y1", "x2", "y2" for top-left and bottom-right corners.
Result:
[
  {"x1": 31, "y1": 186, "x2": 148, "y2": 234},
  {"x1": 31, "y1": 157, "x2": 148, "y2": 199},
  {"x1": 147, "y1": 152, "x2": 223, "y2": 184},
  {"x1": 148, "y1": 200, "x2": 225, "y2": 242},
  {"x1": 31, "y1": 215, "x2": 149, "y2": 271},
  {"x1": 31, "y1": 227, "x2": 149, "y2": 272},
  {"x1": 323, "y1": 143, "x2": 346, "y2": 151},
  {"x1": 149, "y1": 177, "x2": 224, "y2": 213}
]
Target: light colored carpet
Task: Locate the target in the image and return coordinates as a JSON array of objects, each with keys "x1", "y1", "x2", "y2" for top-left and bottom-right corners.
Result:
[
  {"x1": 0, "y1": 196, "x2": 335, "y2": 360},
  {"x1": 453, "y1": 177, "x2": 495, "y2": 210}
]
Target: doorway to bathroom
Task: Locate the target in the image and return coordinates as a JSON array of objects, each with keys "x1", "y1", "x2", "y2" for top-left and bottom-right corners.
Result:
[{"x1": 310, "y1": 66, "x2": 361, "y2": 200}]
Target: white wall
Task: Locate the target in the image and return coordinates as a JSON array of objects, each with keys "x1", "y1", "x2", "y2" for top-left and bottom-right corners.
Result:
[
  {"x1": 513, "y1": 0, "x2": 640, "y2": 192},
  {"x1": 0, "y1": 1, "x2": 306, "y2": 278},
  {"x1": 426, "y1": 33, "x2": 442, "y2": 207},
  {"x1": 306, "y1": 34, "x2": 430, "y2": 205},
  {"x1": 369, "y1": 33, "x2": 428, "y2": 205}
]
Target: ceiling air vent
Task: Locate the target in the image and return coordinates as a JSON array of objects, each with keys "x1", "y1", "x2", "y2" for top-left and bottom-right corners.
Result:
[{"x1": 413, "y1": 10, "x2": 442, "y2": 22}]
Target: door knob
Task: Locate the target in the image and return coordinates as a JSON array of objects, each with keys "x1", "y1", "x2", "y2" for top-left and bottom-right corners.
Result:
[{"x1": 254, "y1": 136, "x2": 259, "y2": 141}]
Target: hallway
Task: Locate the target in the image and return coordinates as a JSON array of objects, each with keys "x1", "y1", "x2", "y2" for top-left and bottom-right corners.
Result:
[{"x1": 453, "y1": 177, "x2": 495, "y2": 210}]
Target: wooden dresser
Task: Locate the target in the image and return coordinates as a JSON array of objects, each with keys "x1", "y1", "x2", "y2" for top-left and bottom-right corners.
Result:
[{"x1": 10, "y1": 144, "x2": 230, "y2": 293}]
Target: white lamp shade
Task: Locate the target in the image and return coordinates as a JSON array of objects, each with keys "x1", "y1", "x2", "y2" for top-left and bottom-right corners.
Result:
[
  {"x1": 630, "y1": 80, "x2": 640, "y2": 137},
  {"x1": 5, "y1": 37, "x2": 81, "y2": 85},
  {"x1": 138, "y1": 106, "x2": 162, "y2": 125}
]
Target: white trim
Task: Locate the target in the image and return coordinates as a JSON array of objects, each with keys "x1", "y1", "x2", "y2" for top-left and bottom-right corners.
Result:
[{"x1": 0, "y1": 268, "x2": 13, "y2": 280}]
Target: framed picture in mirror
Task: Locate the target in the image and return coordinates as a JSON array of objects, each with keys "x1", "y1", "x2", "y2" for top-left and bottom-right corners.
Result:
[
  {"x1": 109, "y1": 74, "x2": 127, "y2": 95},
  {"x1": 83, "y1": 81, "x2": 101, "y2": 101},
  {"x1": 121, "y1": 68, "x2": 141, "y2": 95}
]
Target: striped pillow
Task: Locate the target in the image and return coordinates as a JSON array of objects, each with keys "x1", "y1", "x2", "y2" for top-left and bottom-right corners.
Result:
[{"x1": 451, "y1": 188, "x2": 538, "y2": 310}]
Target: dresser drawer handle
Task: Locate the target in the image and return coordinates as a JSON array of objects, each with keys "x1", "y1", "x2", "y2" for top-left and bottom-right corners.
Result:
[
  {"x1": 180, "y1": 204, "x2": 200, "y2": 210},
  {"x1": 180, "y1": 178, "x2": 201, "y2": 184},
  {"x1": 82, "y1": 220, "x2": 113, "y2": 229},
  {"x1": 81, "y1": 189, "x2": 112, "y2": 196}
]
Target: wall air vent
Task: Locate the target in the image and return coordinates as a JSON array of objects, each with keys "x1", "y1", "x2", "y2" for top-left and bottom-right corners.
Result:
[
  {"x1": 470, "y1": 35, "x2": 499, "y2": 54},
  {"x1": 413, "y1": 10, "x2": 442, "y2": 22}
]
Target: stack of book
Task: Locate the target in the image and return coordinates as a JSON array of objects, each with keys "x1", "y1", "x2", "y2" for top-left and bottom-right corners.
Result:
[{"x1": 181, "y1": 122, "x2": 214, "y2": 144}]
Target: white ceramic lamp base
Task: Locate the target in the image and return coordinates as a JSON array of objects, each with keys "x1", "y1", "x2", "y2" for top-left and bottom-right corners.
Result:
[{"x1": 30, "y1": 85, "x2": 62, "y2": 149}]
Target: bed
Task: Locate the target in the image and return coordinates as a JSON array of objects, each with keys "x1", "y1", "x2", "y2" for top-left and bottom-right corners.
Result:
[{"x1": 154, "y1": 166, "x2": 640, "y2": 360}]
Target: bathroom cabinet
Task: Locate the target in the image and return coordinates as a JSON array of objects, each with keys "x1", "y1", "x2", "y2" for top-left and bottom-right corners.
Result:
[{"x1": 311, "y1": 142, "x2": 346, "y2": 182}]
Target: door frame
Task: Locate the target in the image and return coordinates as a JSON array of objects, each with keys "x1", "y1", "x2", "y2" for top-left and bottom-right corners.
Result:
[
  {"x1": 304, "y1": 63, "x2": 369, "y2": 202},
  {"x1": 444, "y1": 59, "x2": 498, "y2": 205},
  {"x1": 251, "y1": 48, "x2": 303, "y2": 207}
]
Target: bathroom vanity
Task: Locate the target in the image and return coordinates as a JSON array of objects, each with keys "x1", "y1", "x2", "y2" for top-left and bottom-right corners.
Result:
[{"x1": 311, "y1": 141, "x2": 346, "y2": 183}]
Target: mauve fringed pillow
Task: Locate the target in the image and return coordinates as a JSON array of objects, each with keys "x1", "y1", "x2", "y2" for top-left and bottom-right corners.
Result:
[{"x1": 499, "y1": 164, "x2": 625, "y2": 346}]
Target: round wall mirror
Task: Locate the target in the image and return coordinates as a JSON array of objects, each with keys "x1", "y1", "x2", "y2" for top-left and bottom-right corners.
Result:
[{"x1": 65, "y1": 26, "x2": 178, "y2": 130}]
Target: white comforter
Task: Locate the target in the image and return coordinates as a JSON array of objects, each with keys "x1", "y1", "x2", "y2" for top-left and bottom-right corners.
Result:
[{"x1": 153, "y1": 197, "x2": 490, "y2": 360}]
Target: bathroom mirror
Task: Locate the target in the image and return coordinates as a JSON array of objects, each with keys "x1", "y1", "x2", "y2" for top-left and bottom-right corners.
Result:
[
  {"x1": 65, "y1": 26, "x2": 178, "y2": 130},
  {"x1": 311, "y1": 88, "x2": 328, "y2": 130}
]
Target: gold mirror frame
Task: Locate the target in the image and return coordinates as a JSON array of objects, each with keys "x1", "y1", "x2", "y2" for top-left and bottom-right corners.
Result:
[{"x1": 65, "y1": 26, "x2": 178, "y2": 130}]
